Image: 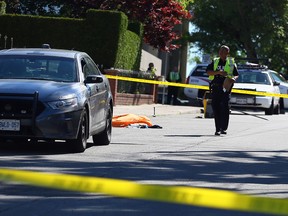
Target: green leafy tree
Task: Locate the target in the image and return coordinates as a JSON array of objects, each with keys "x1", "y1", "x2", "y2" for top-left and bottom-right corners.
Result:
[
  {"x1": 71, "y1": 0, "x2": 192, "y2": 51},
  {"x1": 176, "y1": 0, "x2": 194, "y2": 9},
  {"x1": 190, "y1": 0, "x2": 288, "y2": 72},
  {"x1": 5, "y1": 0, "x2": 57, "y2": 15}
]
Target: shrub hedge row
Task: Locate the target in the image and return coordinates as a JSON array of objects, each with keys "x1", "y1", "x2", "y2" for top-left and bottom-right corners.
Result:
[{"x1": 0, "y1": 9, "x2": 143, "y2": 70}]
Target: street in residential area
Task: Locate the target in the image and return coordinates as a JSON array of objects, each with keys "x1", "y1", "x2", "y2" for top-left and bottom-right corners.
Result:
[{"x1": 1, "y1": 105, "x2": 288, "y2": 216}]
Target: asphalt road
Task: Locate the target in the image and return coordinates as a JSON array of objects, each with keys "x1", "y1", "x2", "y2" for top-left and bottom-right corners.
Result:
[{"x1": 0, "y1": 109, "x2": 288, "y2": 216}]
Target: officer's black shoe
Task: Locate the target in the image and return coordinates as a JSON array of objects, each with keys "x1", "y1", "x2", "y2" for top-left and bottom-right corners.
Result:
[
  {"x1": 220, "y1": 130, "x2": 227, "y2": 135},
  {"x1": 215, "y1": 131, "x2": 220, "y2": 136}
]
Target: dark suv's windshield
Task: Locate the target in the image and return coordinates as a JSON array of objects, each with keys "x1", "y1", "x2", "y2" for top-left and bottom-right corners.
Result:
[{"x1": 0, "y1": 56, "x2": 76, "y2": 82}]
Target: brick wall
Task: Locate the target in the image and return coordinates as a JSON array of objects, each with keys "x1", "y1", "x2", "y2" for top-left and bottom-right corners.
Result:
[
  {"x1": 105, "y1": 69, "x2": 158, "y2": 106},
  {"x1": 116, "y1": 93, "x2": 154, "y2": 105}
]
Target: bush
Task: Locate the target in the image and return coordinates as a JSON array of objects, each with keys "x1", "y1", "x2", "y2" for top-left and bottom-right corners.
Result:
[
  {"x1": 117, "y1": 70, "x2": 155, "y2": 94},
  {"x1": 0, "y1": 10, "x2": 143, "y2": 70}
]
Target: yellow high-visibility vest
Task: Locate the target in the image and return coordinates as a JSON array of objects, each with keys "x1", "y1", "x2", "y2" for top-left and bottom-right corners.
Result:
[
  {"x1": 209, "y1": 57, "x2": 235, "y2": 80},
  {"x1": 169, "y1": 71, "x2": 180, "y2": 82}
]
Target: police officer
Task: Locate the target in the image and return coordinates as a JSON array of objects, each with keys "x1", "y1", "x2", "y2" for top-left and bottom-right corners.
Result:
[
  {"x1": 206, "y1": 45, "x2": 239, "y2": 135},
  {"x1": 166, "y1": 66, "x2": 181, "y2": 105},
  {"x1": 147, "y1": 62, "x2": 157, "y2": 77}
]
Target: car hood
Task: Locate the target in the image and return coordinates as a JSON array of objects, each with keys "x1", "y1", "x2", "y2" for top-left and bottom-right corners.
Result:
[
  {"x1": 233, "y1": 83, "x2": 278, "y2": 93},
  {"x1": 0, "y1": 79, "x2": 82, "y2": 100}
]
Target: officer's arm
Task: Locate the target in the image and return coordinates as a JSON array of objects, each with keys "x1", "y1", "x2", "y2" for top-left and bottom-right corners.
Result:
[
  {"x1": 207, "y1": 70, "x2": 227, "y2": 77},
  {"x1": 206, "y1": 61, "x2": 227, "y2": 77},
  {"x1": 207, "y1": 69, "x2": 227, "y2": 76},
  {"x1": 232, "y1": 65, "x2": 239, "y2": 81}
]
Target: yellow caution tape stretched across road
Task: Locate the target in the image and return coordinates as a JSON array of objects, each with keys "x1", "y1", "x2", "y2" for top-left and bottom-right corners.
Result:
[
  {"x1": 1, "y1": 168, "x2": 288, "y2": 215},
  {"x1": 106, "y1": 75, "x2": 288, "y2": 98}
]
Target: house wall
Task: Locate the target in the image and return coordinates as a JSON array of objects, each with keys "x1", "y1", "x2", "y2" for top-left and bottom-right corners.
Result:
[{"x1": 140, "y1": 49, "x2": 162, "y2": 76}]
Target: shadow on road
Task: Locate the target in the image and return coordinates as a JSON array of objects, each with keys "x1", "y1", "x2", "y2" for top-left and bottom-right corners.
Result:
[
  {"x1": 0, "y1": 128, "x2": 286, "y2": 215},
  {"x1": 0, "y1": 140, "x2": 94, "y2": 155}
]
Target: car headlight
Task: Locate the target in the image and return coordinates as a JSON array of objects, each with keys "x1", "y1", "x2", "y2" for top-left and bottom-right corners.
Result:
[{"x1": 48, "y1": 97, "x2": 78, "y2": 110}]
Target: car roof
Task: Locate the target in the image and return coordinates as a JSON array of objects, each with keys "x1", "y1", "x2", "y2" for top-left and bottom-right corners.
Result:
[{"x1": 0, "y1": 48, "x2": 84, "y2": 59}]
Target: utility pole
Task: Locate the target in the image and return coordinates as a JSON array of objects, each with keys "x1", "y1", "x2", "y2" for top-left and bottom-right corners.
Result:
[{"x1": 180, "y1": 19, "x2": 189, "y2": 83}]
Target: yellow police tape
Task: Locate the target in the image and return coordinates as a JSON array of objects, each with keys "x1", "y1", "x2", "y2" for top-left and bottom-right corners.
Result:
[
  {"x1": 1, "y1": 168, "x2": 288, "y2": 215},
  {"x1": 106, "y1": 75, "x2": 288, "y2": 98}
]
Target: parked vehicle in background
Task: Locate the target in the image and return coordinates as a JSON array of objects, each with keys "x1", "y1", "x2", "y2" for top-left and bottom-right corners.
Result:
[
  {"x1": 184, "y1": 63, "x2": 209, "y2": 105},
  {"x1": 268, "y1": 71, "x2": 288, "y2": 109},
  {"x1": 231, "y1": 64, "x2": 283, "y2": 115},
  {"x1": 0, "y1": 48, "x2": 113, "y2": 152}
]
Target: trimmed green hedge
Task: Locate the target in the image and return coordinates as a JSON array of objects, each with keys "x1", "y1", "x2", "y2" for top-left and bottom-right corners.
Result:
[
  {"x1": 0, "y1": 1, "x2": 5, "y2": 15},
  {"x1": 0, "y1": 9, "x2": 143, "y2": 70}
]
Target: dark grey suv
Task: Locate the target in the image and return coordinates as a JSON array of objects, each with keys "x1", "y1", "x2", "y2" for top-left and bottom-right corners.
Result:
[{"x1": 0, "y1": 48, "x2": 113, "y2": 152}]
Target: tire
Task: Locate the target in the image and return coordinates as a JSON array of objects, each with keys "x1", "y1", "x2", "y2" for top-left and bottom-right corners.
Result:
[
  {"x1": 69, "y1": 108, "x2": 88, "y2": 153},
  {"x1": 273, "y1": 102, "x2": 280, "y2": 115},
  {"x1": 265, "y1": 99, "x2": 274, "y2": 115},
  {"x1": 197, "y1": 90, "x2": 206, "y2": 107},
  {"x1": 93, "y1": 105, "x2": 112, "y2": 146},
  {"x1": 280, "y1": 99, "x2": 285, "y2": 114}
]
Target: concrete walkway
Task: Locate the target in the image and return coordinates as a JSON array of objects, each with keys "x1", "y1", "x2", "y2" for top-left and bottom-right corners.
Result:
[{"x1": 113, "y1": 104, "x2": 202, "y2": 117}]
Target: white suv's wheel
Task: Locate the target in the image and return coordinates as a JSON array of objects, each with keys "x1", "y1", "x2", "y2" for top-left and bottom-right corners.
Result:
[{"x1": 265, "y1": 99, "x2": 274, "y2": 115}]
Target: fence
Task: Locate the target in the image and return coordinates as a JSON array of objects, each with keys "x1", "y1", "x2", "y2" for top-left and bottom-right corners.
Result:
[{"x1": 0, "y1": 34, "x2": 13, "y2": 49}]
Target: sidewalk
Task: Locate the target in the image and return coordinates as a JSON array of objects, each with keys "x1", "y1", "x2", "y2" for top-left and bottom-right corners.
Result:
[{"x1": 113, "y1": 103, "x2": 202, "y2": 117}]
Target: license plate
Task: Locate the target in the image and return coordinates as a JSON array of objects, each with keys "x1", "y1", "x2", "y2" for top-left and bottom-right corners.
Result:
[
  {"x1": 0, "y1": 119, "x2": 20, "y2": 131},
  {"x1": 236, "y1": 98, "x2": 247, "y2": 104}
]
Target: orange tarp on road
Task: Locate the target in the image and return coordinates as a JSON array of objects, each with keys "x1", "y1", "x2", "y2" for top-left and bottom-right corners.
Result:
[{"x1": 112, "y1": 114, "x2": 153, "y2": 127}]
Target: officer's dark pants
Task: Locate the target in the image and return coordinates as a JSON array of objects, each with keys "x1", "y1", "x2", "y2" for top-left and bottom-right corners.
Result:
[
  {"x1": 211, "y1": 85, "x2": 230, "y2": 132},
  {"x1": 167, "y1": 86, "x2": 179, "y2": 105}
]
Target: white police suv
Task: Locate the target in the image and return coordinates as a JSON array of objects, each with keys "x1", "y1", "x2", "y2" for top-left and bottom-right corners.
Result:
[
  {"x1": 231, "y1": 64, "x2": 284, "y2": 115},
  {"x1": 184, "y1": 62, "x2": 285, "y2": 115},
  {"x1": 184, "y1": 63, "x2": 209, "y2": 105}
]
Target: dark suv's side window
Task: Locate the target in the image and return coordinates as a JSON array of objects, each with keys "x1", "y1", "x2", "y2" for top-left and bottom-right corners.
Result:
[{"x1": 81, "y1": 56, "x2": 101, "y2": 78}]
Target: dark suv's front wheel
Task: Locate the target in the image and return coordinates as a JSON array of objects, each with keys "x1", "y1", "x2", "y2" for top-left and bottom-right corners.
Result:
[
  {"x1": 93, "y1": 105, "x2": 112, "y2": 145},
  {"x1": 68, "y1": 108, "x2": 88, "y2": 152}
]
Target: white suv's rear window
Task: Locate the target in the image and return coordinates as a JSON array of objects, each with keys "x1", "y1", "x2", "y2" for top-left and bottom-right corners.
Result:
[{"x1": 190, "y1": 65, "x2": 208, "y2": 77}]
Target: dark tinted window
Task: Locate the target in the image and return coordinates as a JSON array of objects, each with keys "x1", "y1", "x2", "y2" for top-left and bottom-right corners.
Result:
[
  {"x1": 270, "y1": 71, "x2": 287, "y2": 83},
  {"x1": 81, "y1": 56, "x2": 101, "y2": 78},
  {"x1": 191, "y1": 65, "x2": 208, "y2": 77}
]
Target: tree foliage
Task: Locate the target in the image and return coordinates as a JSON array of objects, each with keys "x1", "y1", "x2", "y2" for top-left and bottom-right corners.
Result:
[
  {"x1": 5, "y1": 0, "x2": 63, "y2": 15},
  {"x1": 190, "y1": 0, "x2": 288, "y2": 72},
  {"x1": 4, "y1": 0, "x2": 192, "y2": 51},
  {"x1": 101, "y1": 0, "x2": 192, "y2": 51}
]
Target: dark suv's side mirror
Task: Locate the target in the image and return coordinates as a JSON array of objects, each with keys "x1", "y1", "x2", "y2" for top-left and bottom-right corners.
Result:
[{"x1": 84, "y1": 75, "x2": 103, "y2": 84}]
